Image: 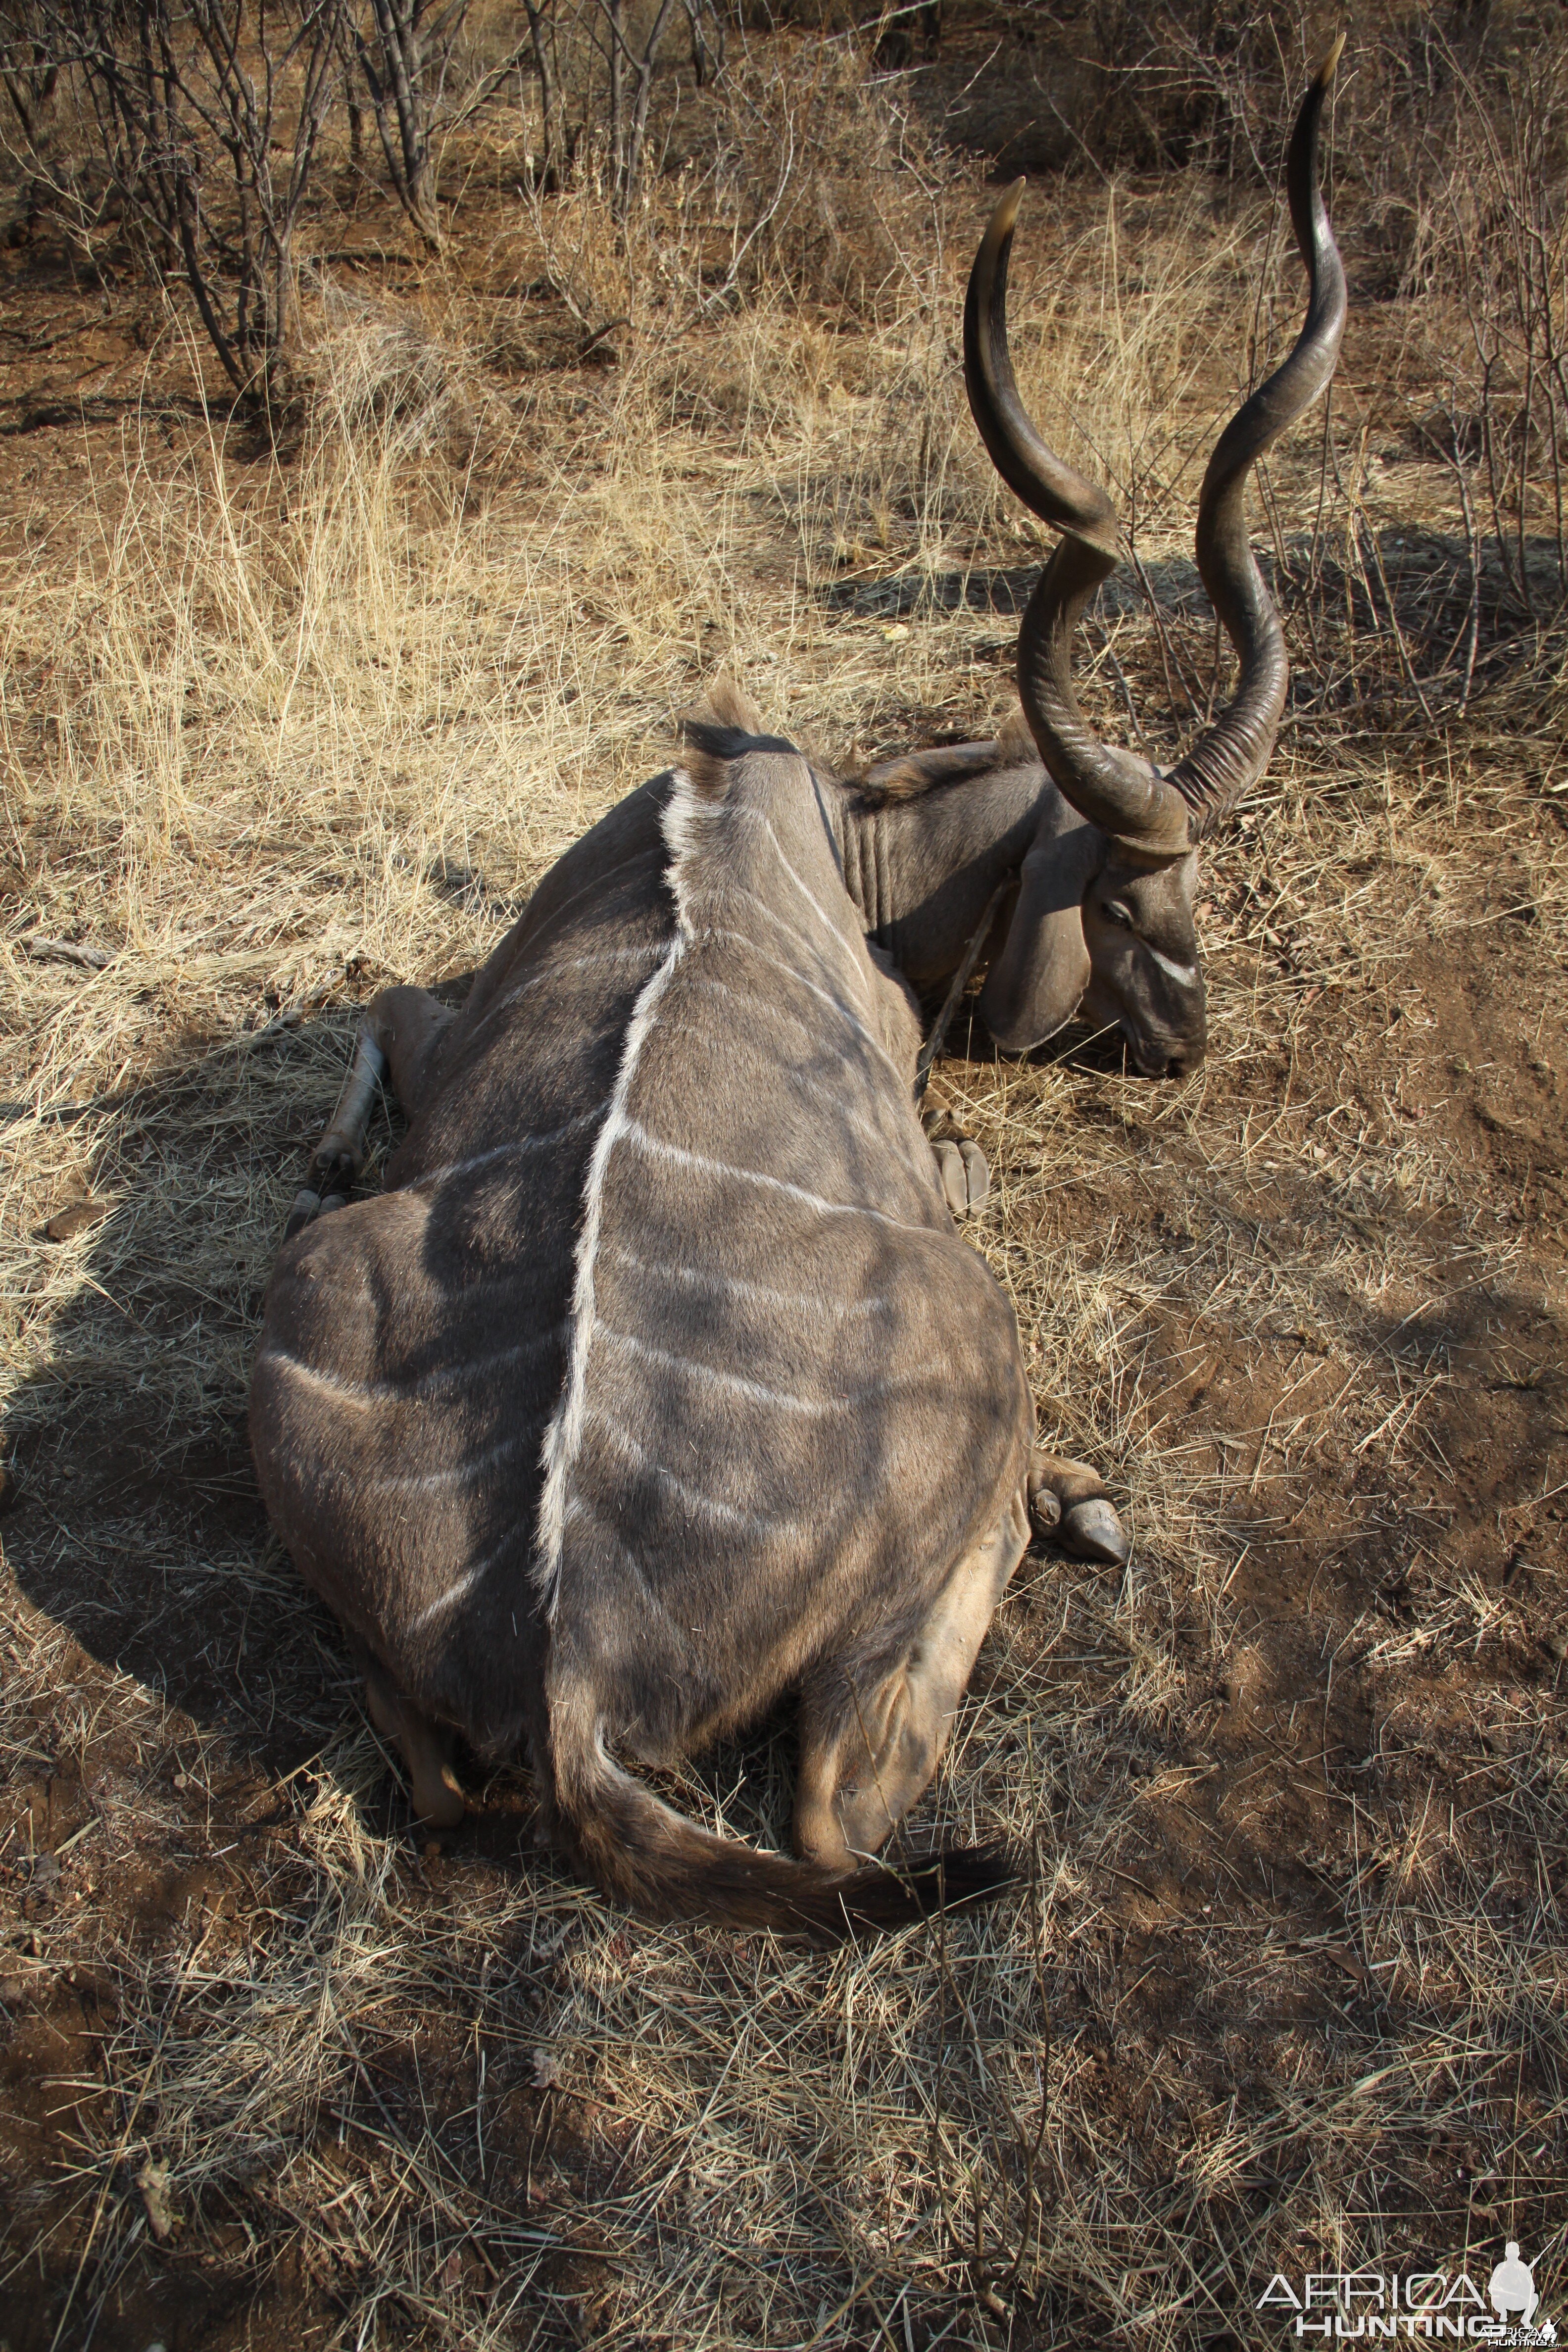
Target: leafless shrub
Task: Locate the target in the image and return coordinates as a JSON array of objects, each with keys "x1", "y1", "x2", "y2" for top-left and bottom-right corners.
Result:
[
  {"x1": 0, "y1": 0, "x2": 59, "y2": 149},
  {"x1": 6, "y1": 0, "x2": 343, "y2": 415},
  {"x1": 1405, "y1": 24, "x2": 1568, "y2": 625},
  {"x1": 521, "y1": 23, "x2": 954, "y2": 350},
  {"x1": 347, "y1": 0, "x2": 470, "y2": 247}
]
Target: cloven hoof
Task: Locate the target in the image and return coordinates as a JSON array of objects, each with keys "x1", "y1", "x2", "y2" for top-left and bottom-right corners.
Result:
[{"x1": 1059, "y1": 1496, "x2": 1131, "y2": 1567}]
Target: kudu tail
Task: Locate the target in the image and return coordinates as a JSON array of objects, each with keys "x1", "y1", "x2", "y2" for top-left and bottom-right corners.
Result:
[{"x1": 546, "y1": 1700, "x2": 1016, "y2": 1938}]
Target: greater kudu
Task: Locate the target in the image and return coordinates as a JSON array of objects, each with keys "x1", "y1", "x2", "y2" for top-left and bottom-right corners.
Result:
[{"x1": 250, "y1": 54, "x2": 1344, "y2": 1933}]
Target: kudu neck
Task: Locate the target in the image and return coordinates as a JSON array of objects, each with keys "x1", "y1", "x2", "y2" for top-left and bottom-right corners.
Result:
[{"x1": 831, "y1": 758, "x2": 1053, "y2": 990}]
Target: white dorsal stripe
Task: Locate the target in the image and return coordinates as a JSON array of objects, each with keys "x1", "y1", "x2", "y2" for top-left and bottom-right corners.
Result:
[
  {"x1": 620, "y1": 1118, "x2": 944, "y2": 1239},
  {"x1": 598, "y1": 1323, "x2": 918, "y2": 1414},
  {"x1": 259, "y1": 1326, "x2": 564, "y2": 1408},
  {"x1": 405, "y1": 1107, "x2": 608, "y2": 1194},
  {"x1": 1146, "y1": 944, "x2": 1198, "y2": 986},
  {"x1": 608, "y1": 1243, "x2": 892, "y2": 1323},
  {"x1": 584, "y1": 1406, "x2": 787, "y2": 1536},
  {"x1": 532, "y1": 783, "x2": 698, "y2": 1618}
]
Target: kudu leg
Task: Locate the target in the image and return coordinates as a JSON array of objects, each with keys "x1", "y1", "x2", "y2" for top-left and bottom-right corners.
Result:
[
  {"x1": 921, "y1": 1091, "x2": 989, "y2": 1217},
  {"x1": 861, "y1": 944, "x2": 990, "y2": 1219},
  {"x1": 1029, "y1": 1448, "x2": 1130, "y2": 1566},
  {"x1": 793, "y1": 1490, "x2": 1029, "y2": 1872},
  {"x1": 362, "y1": 1656, "x2": 467, "y2": 1829},
  {"x1": 285, "y1": 984, "x2": 457, "y2": 1239}
]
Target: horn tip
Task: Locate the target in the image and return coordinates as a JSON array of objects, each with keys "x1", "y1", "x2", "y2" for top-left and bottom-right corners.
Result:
[
  {"x1": 1316, "y1": 31, "x2": 1345, "y2": 87},
  {"x1": 988, "y1": 177, "x2": 1027, "y2": 241}
]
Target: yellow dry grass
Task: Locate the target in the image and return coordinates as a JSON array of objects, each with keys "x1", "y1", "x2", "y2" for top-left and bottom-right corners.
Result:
[{"x1": 0, "y1": 112, "x2": 1565, "y2": 2351}]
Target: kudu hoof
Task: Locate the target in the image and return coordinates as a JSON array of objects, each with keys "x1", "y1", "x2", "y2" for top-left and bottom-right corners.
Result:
[
  {"x1": 932, "y1": 1137, "x2": 989, "y2": 1217},
  {"x1": 1060, "y1": 1497, "x2": 1131, "y2": 1567},
  {"x1": 410, "y1": 1763, "x2": 468, "y2": 1830},
  {"x1": 284, "y1": 1150, "x2": 357, "y2": 1239}
]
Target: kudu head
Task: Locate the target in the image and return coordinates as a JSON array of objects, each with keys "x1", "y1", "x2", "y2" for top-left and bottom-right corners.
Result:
[{"x1": 964, "y1": 42, "x2": 1347, "y2": 1078}]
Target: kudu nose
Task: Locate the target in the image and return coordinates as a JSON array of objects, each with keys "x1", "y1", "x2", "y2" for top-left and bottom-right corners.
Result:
[{"x1": 1131, "y1": 1041, "x2": 1202, "y2": 1080}]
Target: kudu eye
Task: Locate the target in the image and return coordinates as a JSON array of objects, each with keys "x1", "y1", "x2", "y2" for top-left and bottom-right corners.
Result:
[{"x1": 1102, "y1": 901, "x2": 1134, "y2": 930}]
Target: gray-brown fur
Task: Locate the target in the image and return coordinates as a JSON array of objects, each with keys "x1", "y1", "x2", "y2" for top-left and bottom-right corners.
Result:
[
  {"x1": 248, "y1": 57, "x2": 1347, "y2": 1925},
  {"x1": 252, "y1": 700, "x2": 1040, "y2": 1932}
]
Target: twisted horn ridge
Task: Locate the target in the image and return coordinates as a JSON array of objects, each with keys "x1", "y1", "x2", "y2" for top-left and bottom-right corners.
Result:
[
  {"x1": 1166, "y1": 36, "x2": 1348, "y2": 835},
  {"x1": 965, "y1": 180, "x2": 1189, "y2": 856},
  {"x1": 962, "y1": 41, "x2": 1347, "y2": 858}
]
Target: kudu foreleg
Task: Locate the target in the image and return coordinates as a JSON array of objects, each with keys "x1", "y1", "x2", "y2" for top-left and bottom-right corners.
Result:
[
  {"x1": 1029, "y1": 1448, "x2": 1130, "y2": 1566},
  {"x1": 284, "y1": 984, "x2": 457, "y2": 1238},
  {"x1": 921, "y1": 1091, "x2": 989, "y2": 1216},
  {"x1": 286, "y1": 1028, "x2": 388, "y2": 1238}
]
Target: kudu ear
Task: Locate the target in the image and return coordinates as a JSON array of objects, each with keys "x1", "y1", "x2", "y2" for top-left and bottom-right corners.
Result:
[
  {"x1": 692, "y1": 675, "x2": 766, "y2": 735},
  {"x1": 676, "y1": 676, "x2": 791, "y2": 801},
  {"x1": 976, "y1": 820, "x2": 1102, "y2": 1054}
]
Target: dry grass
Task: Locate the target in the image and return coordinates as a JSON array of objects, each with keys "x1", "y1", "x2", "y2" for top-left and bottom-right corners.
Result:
[{"x1": 0, "y1": 80, "x2": 1566, "y2": 2351}]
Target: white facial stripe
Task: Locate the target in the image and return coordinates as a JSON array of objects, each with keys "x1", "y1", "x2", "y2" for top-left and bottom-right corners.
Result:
[{"x1": 1144, "y1": 944, "x2": 1198, "y2": 987}]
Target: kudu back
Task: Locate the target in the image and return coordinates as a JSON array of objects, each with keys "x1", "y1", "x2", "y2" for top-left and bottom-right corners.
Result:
[
  {"x1": 254, "y1": 714, "x2": 1033, "y2": 1931},
  {"x1": 250, "y1": 55, "x2": 1345, "y2": 1934}
]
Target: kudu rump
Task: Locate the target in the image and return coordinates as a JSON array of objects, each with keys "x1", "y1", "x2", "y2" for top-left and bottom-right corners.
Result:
[{"x1": 251, "y1": 57, "x2": 1346, "y2": 1933}]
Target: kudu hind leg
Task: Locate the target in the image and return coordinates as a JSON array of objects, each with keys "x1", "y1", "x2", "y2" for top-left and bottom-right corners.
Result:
[
  {"x1": 362, "y1": 1657, "x2": 467, "y2": 1829},
  {"x1": 285, "y1": 984, "x2": 455, "y2": 1238},
  {"x1": 1029, "y1": 1448, "x2": 1130, "y2": 1566},
  {"x1": 794, "y1": 1492, "x2": 1028, "y2": 1872}
]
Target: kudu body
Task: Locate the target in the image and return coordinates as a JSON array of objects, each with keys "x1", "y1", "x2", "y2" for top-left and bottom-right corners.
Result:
[{"x1": 250, "y1": 56, "x2": 1345, "y2": 1933}]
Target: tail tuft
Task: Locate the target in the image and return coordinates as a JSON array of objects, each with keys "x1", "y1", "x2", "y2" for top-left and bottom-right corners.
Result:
[{"x1": 547, "y1": 1696, "x2": 1018, "y2": 1939}]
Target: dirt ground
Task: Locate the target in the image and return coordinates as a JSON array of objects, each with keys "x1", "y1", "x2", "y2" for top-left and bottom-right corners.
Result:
[{"x1": 0, "y1": 34, "x2": 1566, "y2": 2350}]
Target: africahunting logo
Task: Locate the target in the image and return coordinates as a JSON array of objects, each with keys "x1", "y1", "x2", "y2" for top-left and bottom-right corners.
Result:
[{"x1": 1256, "y1": 2245, "x2": 1557, "y2": 2342}]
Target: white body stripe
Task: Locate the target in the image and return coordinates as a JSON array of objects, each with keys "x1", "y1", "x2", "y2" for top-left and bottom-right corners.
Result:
[
  {"x1": 406, "y1": 1526, "x2": 522, "y2": 1632},
  {"x1": 532, "y1": 781, "x2": 700, "y2": 1616},
  {"x1": 695, "y1": 923, "x2": 906, "y2": 1089},
  {"x1": 407, "y1": 1108, "x2": 606, "y2": 1194},
  {"x1": 259, "y1": 1327, "x2": 562, "y2": 1408},
  {"x1": 586, "y1": 1407, "x2": 788, "y2": 1536},
  {"x1": 477, "y1": 943, "x2": 665, "y2": 1030},
  {"x1": 599, "y1": 1325, "x2": 915, "y2": 1416},
  {"x1": 621, "y1": 1118, "x2": 942, "y2": 1240},
  {"x1": 365, "y1": 1427, "x2": 532, "y2": 1494},
  {"x1": 607, "y1": 1243, "x2": 892, "y2": 1323}
]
